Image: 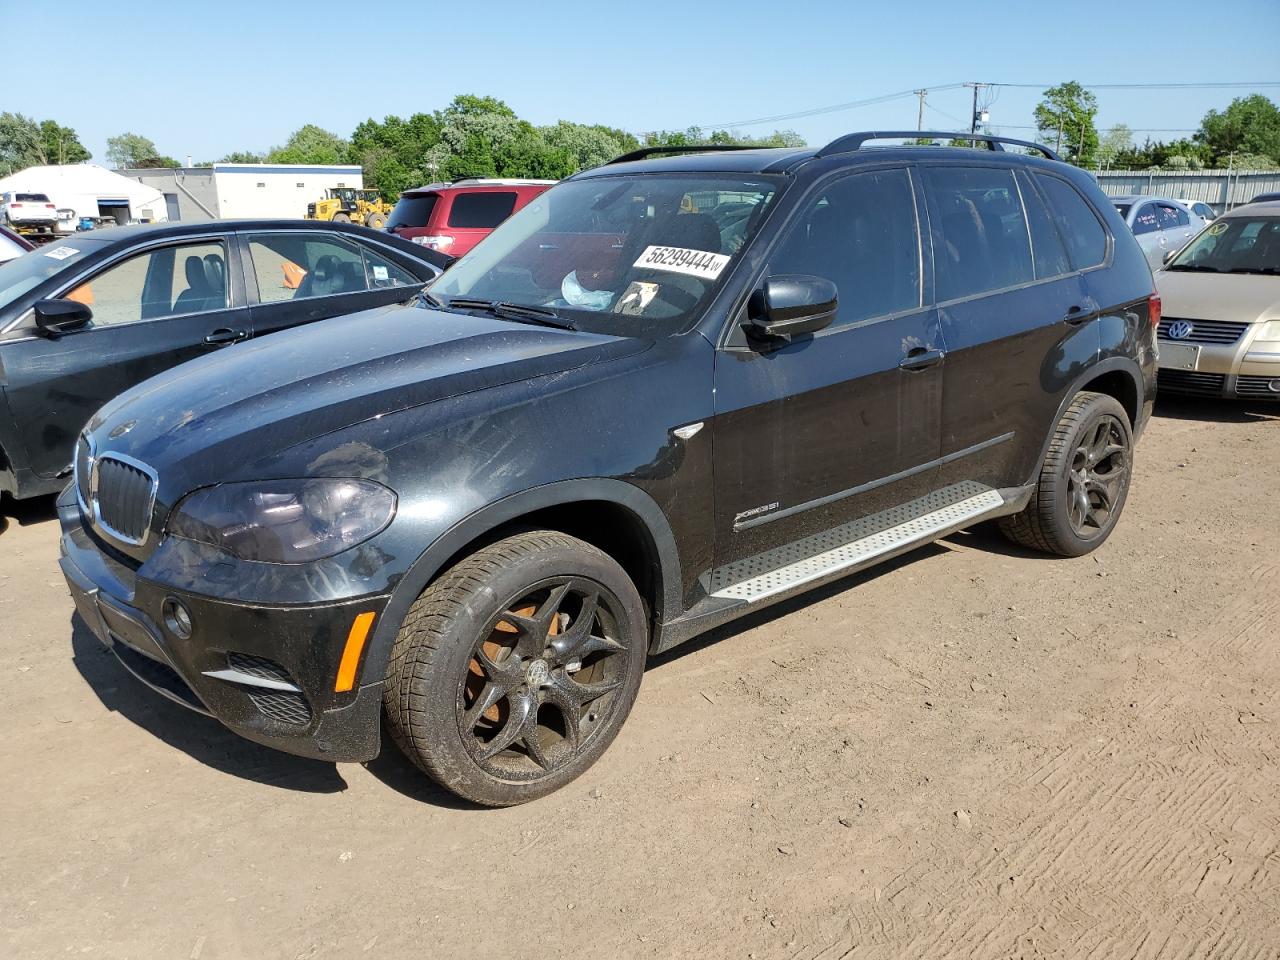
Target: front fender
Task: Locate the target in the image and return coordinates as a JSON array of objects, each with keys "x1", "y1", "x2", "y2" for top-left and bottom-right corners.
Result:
[{"x1": 360, "y1": 478, "x2": 683, "y2": 685}]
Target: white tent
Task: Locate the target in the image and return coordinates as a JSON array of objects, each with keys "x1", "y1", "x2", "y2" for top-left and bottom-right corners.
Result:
[{"x1": 0, "y1": 163, "x2": 167, "y2": 228}]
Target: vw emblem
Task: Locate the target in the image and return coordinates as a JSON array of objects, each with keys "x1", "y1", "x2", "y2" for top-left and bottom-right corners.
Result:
[
  {"x1": 108, "y1": 419, "x2": 137, "y2": 439},
  {"x1": 1167, "y1": 320, "x2": 1194, "y2": 340}
]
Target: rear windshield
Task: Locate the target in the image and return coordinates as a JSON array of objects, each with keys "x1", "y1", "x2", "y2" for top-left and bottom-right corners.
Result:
[
  {"x1": 0, "y1": 241, "x2": 102, "y2": 327},
  {"x1": 1168, "y1": 217, "x2": 1280, "y2": 275},
  {"x1": 0, "y1": 232, "x2": 29, "y2": 262},
  {"x1": 447, "y1": 192, "x2": 518, "y2": 228},
  {"x1": 14, "y1": 193, "x2": 50, "y2": 203},
  {"x1": 387, "y1": 193, "x2": 439, "y2": 231}
]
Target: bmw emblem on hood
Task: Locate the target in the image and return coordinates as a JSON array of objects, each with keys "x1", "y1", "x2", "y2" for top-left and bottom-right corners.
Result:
[
  {"x1": 1167, "y1": 320, "x2": 1194, "y2": 340},
  {"x1": 108, "y1": 419, "x2": 137, "y2": 439}
]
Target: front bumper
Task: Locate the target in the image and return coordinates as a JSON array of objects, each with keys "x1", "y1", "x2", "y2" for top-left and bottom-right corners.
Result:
[
  {"x1": 58, "y1": 487, "x2": 389, "y2": 762},
  {"x1": 1156, "y1": 329, "x2": 1280, "y2": 399}
]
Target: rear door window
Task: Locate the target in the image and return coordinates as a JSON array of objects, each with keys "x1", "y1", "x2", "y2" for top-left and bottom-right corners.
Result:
[
  {"x1": 1016, "y1": 172, "x2": 1072, "y2": 279},
  {"x1": 247, "y1": 232, "x2": 370, "y2": 303},
  {"x1": 1037, "y1": 175, "x2": 1108, "y2": 269},
  {"x1": 1157, "y1": 203, "x2": 1189, "y2": 229},
  {"x1": 923, "y1": 166, "x2": 1034, "y2": 301},
  {"x1": 1131, "y1": 203, "x2": 1160, "y2": 235},
  {"x1": 768, "y1": 167, "x2": 921, "y2": 325},
  {"x1": 447, "y1": 192, "x2": 518, "y2": 229}
]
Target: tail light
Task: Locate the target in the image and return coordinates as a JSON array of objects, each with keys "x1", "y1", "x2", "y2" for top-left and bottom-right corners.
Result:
[
  {"x1": 1149, "y1": 293, "x2": 1161, "y2": 329},
  {"x1": 413, "y1": 235, "x2": 455, "y2": 250},
  {"x1": 45, "y1": 203, "x2": 55, "y2": 209}
]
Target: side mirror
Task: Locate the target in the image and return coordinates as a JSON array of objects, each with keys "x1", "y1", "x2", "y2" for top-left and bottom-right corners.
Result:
[
  {"x1": 745, "y1": 275, "x2": 837, "y2": 339},
  {"x1": 34, "y1": 298, "x2": 92, "y2": 337}
]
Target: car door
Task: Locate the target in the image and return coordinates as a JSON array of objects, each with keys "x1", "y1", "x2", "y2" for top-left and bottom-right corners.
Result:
[
  {"x1": 921, "y1": 165, "x2": 1093, "y2": 494},
  {"x1": 0, "y1": 235, "x2": 248, "y2": 479},
  {"x1": 1130, "y1": 201, "x2": 1163, "y2": 269},
  {"x1": 243, "y1": 230, "x2": 428, "y2": 338},
  {"x1": 711, "y1": 165, "x2": 944, "y2": 568},
  {"x1": 1155, "y1": 201, "x2": 1195, "y2": 262}
]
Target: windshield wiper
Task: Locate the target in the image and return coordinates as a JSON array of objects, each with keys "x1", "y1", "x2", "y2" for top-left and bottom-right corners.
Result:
[
  {"x1": 444, "y1": 297, "x2": 577, "y2": 331},
  {"x1": 414, "y1": 287, "x2": 446, "y2": 308},
  {"x1": 1165, "y1": 264, "x2": 1221, "y2": 272},
  {"x1": 1227, "y1": 266, "x2": 1280, "y2": 275}
]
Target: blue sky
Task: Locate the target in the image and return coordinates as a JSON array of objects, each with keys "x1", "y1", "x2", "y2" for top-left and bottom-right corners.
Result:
[{"x1": 11, "y1": 0, "x2": 1280, "y2": 164}]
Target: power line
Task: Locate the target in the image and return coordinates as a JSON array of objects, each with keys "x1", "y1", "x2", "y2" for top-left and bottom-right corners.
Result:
[
  {"x1": 696, "y1": 83, "x2": 966, "y2": 129},
  {"x1": 692, "y1": 80, "x2": 1280, "y2": 129}
]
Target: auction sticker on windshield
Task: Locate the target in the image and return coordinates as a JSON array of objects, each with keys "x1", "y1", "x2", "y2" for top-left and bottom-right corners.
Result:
[
  {"x1": 634, "y1": 245, "x2": 730, "y2": 280},
  {"x1": 43, "y1": 246, "x2": 80, "y2": 260}
]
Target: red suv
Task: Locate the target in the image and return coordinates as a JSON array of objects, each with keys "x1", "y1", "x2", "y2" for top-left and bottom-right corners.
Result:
[{"x1": 386, "y1": 179, "x2": 554, "y2": 256}]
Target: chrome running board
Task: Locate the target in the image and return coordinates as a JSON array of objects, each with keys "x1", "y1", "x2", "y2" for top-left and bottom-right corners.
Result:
[{"x1": 707, "y1": 483, "x2": 1006, "y2": 604}]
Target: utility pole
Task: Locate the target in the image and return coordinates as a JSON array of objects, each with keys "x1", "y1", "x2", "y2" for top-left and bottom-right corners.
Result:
[
  {"x1": 915, "y1": 89, "x2": 927, "y2": 132},
  {"x1": 1056, "y1": 115, "x2": 1065, "y2": 154},
  {"x1": 965, "y1": 82, "x2": 988, "y2": 134}
]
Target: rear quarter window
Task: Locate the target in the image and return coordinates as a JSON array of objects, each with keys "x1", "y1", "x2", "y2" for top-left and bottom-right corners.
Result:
[
  {"x1": 447, "y1": 192, "x2": 518, "y2": 229},
  {"x1": 1037, "y1": 175, "x2": 1108, "y2": 269}
]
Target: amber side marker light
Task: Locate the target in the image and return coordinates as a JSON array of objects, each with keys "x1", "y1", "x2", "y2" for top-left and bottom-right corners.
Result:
[{"x1": 335, "y1": 612, "x2": 377, "y2": 692}]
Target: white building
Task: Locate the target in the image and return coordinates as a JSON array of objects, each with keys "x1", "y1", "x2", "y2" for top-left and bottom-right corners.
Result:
[
  {"x1": 127, "y1": 163, "x2": 364, "y2": 222},
  {"x1": 0, "y1": 163, "x2": 167, "y2": 228}
]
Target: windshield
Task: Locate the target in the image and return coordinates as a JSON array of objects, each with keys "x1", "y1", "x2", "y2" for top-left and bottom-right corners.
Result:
[
  {"x1": 427, "y1": 174, "x2": 782, "y2": 336},
  {"x1": 1168, "y1": 217, "x2": 1280, "y2": 274},
  {"x1": 0, "y1": 241, "x2": 101, "y2": 317}
]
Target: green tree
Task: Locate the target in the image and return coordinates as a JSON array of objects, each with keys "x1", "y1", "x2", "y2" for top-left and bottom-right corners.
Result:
[
  {"x1": 0, "y1": 113, "x2": 91, "y2": 172},
  {"x1": 218, "y1": 150, "x2": 265, "y2": 163},
  {"x1": 0, "y1": 112, "x2": 42, "y2": 174},
  {"x1": 349, "y1": 113, "x2": 442, "y2": 198},
  {"x1": 1096, "y1": 124, "x2": 1134, "y2": 168},
  {"x1": 642, "y1": 127, "x2": 805, "y2": 148},
  {"x1": 539, "y1": 121, "x2": 640, "y2": 171},
  {"x1": 1033, "y1": 81, "x2": 1099, "y2": 167},
  {"x1": 266, "y1": 125, "x2": 349, "y2": 165},
  {"x1": 38, "y1": 121, "x2": 90, "y2": 165},
  {"x1": 1196, "y1": 95, "x2": 1280, "y2": 165},
  {"x1": 106, "y1": 132, "x2": 179, "y2": 169}
]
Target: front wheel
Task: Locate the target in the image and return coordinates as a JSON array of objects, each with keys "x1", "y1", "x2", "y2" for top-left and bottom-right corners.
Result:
[
  {"x1": 998, "y1": 391, "x2": 1133, "y2": 557},
  {"x1": 383, "y1": 530, "x2": 647, "y2": 806},
  {"x1": 363, "y1": 211, "x2": 387, "y2": 230}
]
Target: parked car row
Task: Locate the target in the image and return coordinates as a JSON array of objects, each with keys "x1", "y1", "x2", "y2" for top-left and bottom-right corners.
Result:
[
  {"x1": 0, "y1": 221, "x2": 448, "y2": 500},
  {"x1": 48, "y1": 131, "x2": 1164, "y2": 806}
]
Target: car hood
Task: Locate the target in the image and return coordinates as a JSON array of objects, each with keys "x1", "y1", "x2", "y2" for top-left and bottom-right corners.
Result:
[
  {"x1": 87, "y1": 302, "x2": 647, "y2": 485},
  {"x1": 1154, "y1": 270, "x2": 1280, "y2": 323}
]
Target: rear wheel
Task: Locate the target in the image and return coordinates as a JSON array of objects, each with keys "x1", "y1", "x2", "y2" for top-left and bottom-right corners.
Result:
[
  {"x1": 363, "y1": 211, "x2": 387, "y2": 230},
  {"x1": 998, "y1": 391, "x2": 1133, "y2": 557},
  {"x1": 384, "y1": 530, "x2": 647, "y2": 806},
  {"x1": 331, "y1": 212, "x2": 351, "y2": 223}
]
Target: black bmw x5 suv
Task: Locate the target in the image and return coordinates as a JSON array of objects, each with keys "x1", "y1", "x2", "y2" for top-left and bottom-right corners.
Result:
[{"x1": 60, "y1": 132, "x2": 1158, "y2": 806}]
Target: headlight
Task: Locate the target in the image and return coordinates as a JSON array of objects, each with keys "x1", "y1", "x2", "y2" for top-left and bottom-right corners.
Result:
[
  {"x1": 1258, "y1": 320, "x2": 1280, "y2": 342},
  {"x1": 169, "y1": 478, "x2": 397, "y2": 563}
]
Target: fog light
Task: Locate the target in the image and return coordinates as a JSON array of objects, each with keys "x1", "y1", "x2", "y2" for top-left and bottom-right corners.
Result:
[{"x1": 163, "y1": 597, "x2": 193, "y2": 640}]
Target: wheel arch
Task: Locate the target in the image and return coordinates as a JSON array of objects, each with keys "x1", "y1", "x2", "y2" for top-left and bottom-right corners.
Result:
[
  {"x1": 362, "y1": 479, "x2": 683, "y2": 685},
  {"x1": 1030, "y1": 355, "x2": 1145, "y2": 485}
]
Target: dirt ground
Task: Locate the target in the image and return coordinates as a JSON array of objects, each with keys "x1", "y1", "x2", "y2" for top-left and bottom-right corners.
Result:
[{"x1": 3, "y1": 396, "x2": 1278, "y2": 960}]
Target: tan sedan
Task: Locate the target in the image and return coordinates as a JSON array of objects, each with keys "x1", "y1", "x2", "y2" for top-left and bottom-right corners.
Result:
[{"x1": 1154, "y1": 200, "x2": 1280, "y2": 399}]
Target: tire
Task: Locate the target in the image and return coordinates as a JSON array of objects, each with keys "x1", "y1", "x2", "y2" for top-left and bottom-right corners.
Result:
[
  {"x1": 331, "y1": 212, "x2": 351, "y2": 223},
  {"x1": 384, "y1": 530, "x2": 648, "y2": 806},
  {"x1": 363, "y1": 211, "x2": 387, "y2": 230},
  {"x1": 998, "y1": 391, "x2": 1134, "y2": 557}
]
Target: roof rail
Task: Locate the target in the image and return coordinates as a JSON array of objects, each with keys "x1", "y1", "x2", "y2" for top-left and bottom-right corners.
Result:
[
  {"x1": 816, "y1": 131, "x2": 1061, "y2": 162},
  {"x1": 606, "y1": 144, "x2": 761, "y2": 165}
]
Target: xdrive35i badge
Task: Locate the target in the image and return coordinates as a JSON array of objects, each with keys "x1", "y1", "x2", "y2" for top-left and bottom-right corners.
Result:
[
  {"x1": 735, "y1": 502, "x2": 780, "y2": 525},
  {"x1": 108, "y1": 420, "x2": 137, "y2": 439}
]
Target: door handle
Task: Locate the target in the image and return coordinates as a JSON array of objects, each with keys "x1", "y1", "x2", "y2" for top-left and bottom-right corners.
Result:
[
  {"x1": 204, "y1": 328, "x2": 247, "y2": 345},
  {"x1": 899, "y1": 347, "x2": 944, "y2": 371},
  {"x1": 1063, "y1": 305, "x2": 1091, "y2": 325}
]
